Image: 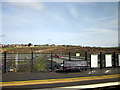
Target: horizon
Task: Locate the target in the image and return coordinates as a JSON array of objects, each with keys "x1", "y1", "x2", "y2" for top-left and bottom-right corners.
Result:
[
  {"x1": 1, "y1": 2, "x2": 118, "y2": 47},
  {"x1": 1, "y1": 43, "x2": 119, "y2": 48}
]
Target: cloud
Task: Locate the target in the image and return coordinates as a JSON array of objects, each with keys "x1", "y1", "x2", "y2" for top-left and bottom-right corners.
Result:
[
  {"x1": 67, "y1": 6, "x2": 79, "y2": 19},
  {"x1": 80, "y1": 16, "x2": 118, "y2": 30},
  {"x1": 81, "y1": 28, "x2": 118, "y2": 46},
  {"x1": 47, "y1": 28, "x2": 118, "y2": 47},
  {"x1": 2, "y1": 2, "x2": 118, "y2": 47},
  {"x1": 83, "y1": 28, "x2": 118, "y2": 40},
  {"x1": 2, "y1": 0, "x2": 120, "y2": 2},
  {"x1": 47, "y1": 12, "x2": 68, "y2": 25},
  {"x1": 0, "y1": 34, "x2": 6, "y2": 37},
  {"x1": 3, "y1": 0, "x2": 39, "y2": 2},
  {"x1": 105, "y1": 19, "x2": 118, "y2": 28},
  {"x1": 2, "y1": 1, "x2": 45, "y2": 29},
  {"x1": 4, "y1": 1, "x2": 44, "y2": 11}
]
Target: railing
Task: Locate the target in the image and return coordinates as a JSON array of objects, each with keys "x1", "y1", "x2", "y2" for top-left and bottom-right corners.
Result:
[{"x1": 1, "y1": 51, "x2": 120, "y2": 73}]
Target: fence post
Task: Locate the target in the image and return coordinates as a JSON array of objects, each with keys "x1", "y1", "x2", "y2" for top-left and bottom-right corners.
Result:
[
  {"x1": 51, "y1": 52, "x2": 53, "y2": 72},
  {"x1": 116, "y1": 54, "x2": 119, "y2": 67},
  {"x1": 3, "y1": 51, "x2": 6, "y2": 74},
  {"x1": 69, "y1": 52, "x2": 71, "y2": 61},
  {"x1": 63, "y1": 61, "x2": 64, "y2": 72},
  {"x1": 85, "y1": 52, "x2": 87, "y2": 61},
  {"x1": 90, "y1": 54, "x2": 92, "y2": 71},
  {"x1": 100, "y1": 52, "x2": 102, "y2": 69},
  {"x1": 113, "y1": 52, "x2": 116, "y2": 68},
  {"x1": 31, "y1": 51, "x2": 34, "y2": 72}
]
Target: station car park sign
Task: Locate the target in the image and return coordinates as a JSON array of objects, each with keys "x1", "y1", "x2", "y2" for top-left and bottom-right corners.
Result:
[
  {"x1": 76, "y1": 53, "x2": 80, "y2": 57},
  {"x1": 91, "y1": 54, "x2": 98, "y2": 68},
  {"x1": 105, "y1": 54, "x2": 112, "y2": 67}
]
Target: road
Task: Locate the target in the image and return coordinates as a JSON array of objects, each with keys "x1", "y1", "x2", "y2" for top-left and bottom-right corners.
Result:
[{"x1": 1, "y1": 68, "x2": 120, "y2": 89}]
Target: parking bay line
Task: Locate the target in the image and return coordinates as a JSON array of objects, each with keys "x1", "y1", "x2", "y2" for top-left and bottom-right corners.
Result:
[{"x1": 2, "y1": 74, "x2": 120, "y2": 87}]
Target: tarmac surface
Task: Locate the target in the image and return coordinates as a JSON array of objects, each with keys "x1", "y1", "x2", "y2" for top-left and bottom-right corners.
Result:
[
  {"x1": 1, "y1": 68, "x2": 120, "y2": 89},
  {"x1": 2, "y1": 68, "x2": 119, "y2": 81}
]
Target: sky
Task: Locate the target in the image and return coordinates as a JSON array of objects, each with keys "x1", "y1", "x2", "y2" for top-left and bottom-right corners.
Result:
[{"x1": 1, "y1": 1, "x2": 119, "y2": 47}]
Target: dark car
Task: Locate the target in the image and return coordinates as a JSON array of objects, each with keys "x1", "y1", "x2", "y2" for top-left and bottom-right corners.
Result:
[{"x1": 63, "y1": 60, "x2": 90, "y2": 71}]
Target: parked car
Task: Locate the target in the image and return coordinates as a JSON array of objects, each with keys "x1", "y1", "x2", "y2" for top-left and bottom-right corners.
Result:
[
  {"x1": 62, "y1": 60, "x2": 90, "y2": 71},
  {"x1": 55, "y1": 54, "x2": 62, "y2": 58},
  {"x1": 7, "y1": 67, "x2": 17, "y2": 72}
]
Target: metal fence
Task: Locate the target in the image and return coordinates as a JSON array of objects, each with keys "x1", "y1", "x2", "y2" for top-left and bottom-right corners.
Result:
[
  {"x1": 1, "y1": 51, "x2": 120, "y2": 73},
  {"x1": 1, "y1": 52, "x2": 51, "y2": 73}
]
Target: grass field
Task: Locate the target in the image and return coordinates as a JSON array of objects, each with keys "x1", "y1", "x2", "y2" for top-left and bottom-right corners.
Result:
[{"x1": 1, "y1": 45, "x2": 120, "y2": 55}]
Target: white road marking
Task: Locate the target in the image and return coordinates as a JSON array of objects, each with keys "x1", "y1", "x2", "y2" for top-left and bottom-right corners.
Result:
[
  {"x1": 32, "y1": 82, "x2": 119, "y2": 90},
  {"x1": 59, "y1": 82, "x2": 119, "y2": 89},
  {"x1": 105, "y1": 70, "x2": 110, "y2": 73}
]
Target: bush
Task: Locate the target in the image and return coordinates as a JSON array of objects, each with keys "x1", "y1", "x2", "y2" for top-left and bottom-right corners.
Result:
[
  {"x1": 18, "y1": 60, "x2": 31, "y2": 72},
  {"x1": 33, "y1": 55, "x2": 47, "y2": 72}
]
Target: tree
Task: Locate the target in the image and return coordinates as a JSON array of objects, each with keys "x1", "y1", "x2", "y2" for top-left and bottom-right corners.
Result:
[{"x1": 28, "y1": 43, "x2": 32, "y2": 47}]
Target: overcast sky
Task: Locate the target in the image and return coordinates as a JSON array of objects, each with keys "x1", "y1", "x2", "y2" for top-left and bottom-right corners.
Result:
[{"x1": 1, "y1": 1, "x2": 118, "y2": 47}]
